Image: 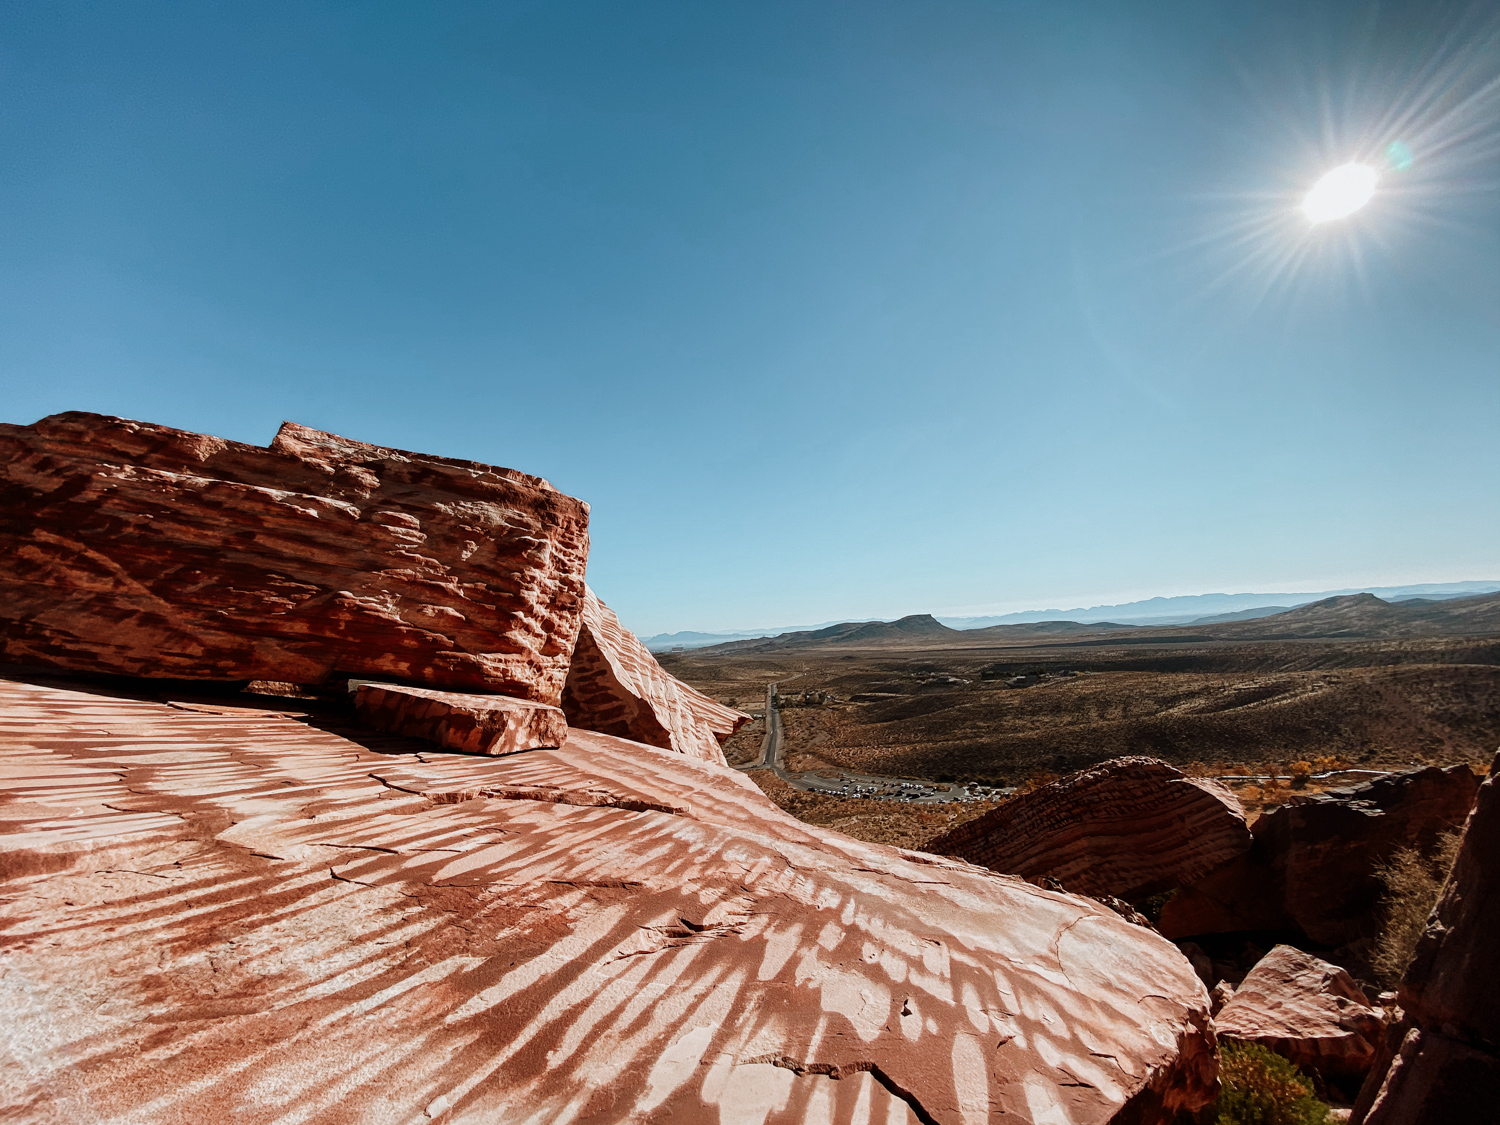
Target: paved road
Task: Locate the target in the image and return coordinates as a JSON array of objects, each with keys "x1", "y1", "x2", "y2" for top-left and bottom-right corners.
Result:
[
  {"x1": 755, "y1": 680, "x2": 784, "y2": 771},
  {"x1": 736, "y1": 680, "x2": 997, "y2": 805}
]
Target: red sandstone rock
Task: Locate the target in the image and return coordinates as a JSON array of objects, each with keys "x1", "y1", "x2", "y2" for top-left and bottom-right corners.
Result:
[
  {"x1": 1214, "y1": 945, "x2": 1386, "y2": 1082},
  {"x1": 1209, "y1": 981, "x2": 1235, "y2": 1017},
  {"x1": 354, "y1": 682, "x2": 568, "y2": 755},
  {"x1": 1353, "y1": 752, "x2": 1500, "y2": 1124},
  {"x1": 1157, "y1": 849, "x2": 1293, "y2": 939},
  {"x1": 926, "y1": 757, "x2": 1253, "y2": 901},
  {"x1": 0, "y1": 674, "x2": 1216, "y2": 1124},
  {"x1": 0, "y1": 412, "x2": 590, "y2": 702},
  {"x1": 562, "y1": 586, "x2": 748, "y2": 764},
  {"x1": 1165, "y1": 766, "x2": 1482, "y2": 945}
]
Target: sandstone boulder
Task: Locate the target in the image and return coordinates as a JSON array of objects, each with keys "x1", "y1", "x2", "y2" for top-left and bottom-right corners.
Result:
[
  {"x1": 1215, "y1": 945, "x2": 1386, "y2": 1082},
  {"x1": 1161, "y1": 766, "x2": 1479, "y2": 944},
  {"x1": 353, "y1": 682, "x2": 568, "y2": 755},
  {"x1": 1209, "y1": 981, "x2": 1235, "y2": 1016},
  {"x1": 0, "y1": 412, "x2": 590, "y2": 702},
  {"x1": 0, "y1": 674, "x2": 1216, "y2": 1124},
  {"x1": 1354, "y1": 752, "x2": 1500, "y2": 1124},
  {"x1": 927, "y1": 757, "x2": 1253, "y2": 901},
  {"x1": 562, "y1": 585, "x2": 748, "y2": 764}
]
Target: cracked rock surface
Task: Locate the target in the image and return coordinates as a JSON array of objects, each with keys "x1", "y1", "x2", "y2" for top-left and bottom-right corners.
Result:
[{"x1": 1, "y1": 676, "x2": 1215, "y2": 1124}]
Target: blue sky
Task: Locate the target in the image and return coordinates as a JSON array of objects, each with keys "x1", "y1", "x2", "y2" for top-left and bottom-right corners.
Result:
[{"x1": 3, "y1": 0, "x2": 1497, "y2": 635}]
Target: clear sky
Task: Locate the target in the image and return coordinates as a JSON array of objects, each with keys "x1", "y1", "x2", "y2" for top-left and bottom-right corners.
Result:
[{"x1": 3, "y1": 1, "x2": 1497, "y2": 635}]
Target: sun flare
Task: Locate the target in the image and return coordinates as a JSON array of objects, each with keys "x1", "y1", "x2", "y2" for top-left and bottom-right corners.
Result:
[{"x1": 1301, "y1": 163, "x2": 1379, "y2": 223}]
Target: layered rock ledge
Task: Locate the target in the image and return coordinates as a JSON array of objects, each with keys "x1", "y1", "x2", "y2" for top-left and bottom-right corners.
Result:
[
  {"x1": 353, "y1": 682, "x2": 569, "y2": 755},
  {"x1": 0, "y1": 675, "x2": 1215, "y2": 1124},
  {"x1": 0, "y1": 412, "x2": 590, "y2": 702},
  {"x1": 1214, "y1": 945, "x2": 1386, "y2": 1084}
]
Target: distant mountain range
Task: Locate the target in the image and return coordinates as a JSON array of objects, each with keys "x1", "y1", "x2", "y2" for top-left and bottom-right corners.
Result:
[
  {"x1": 675, "y1": 591, "x2": 1500, "y2": 654},
  {"x1": 642, "y1": 580, "x2": 1500, "y2": 651},
  {"x1": 935, "y1": 581, "x2": 1500, "y2": 628}
]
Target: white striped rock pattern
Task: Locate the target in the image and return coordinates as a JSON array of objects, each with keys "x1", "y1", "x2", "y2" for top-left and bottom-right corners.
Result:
[{"x1": 0, "y1": 675, "x2": 1215, "y2": 1124}]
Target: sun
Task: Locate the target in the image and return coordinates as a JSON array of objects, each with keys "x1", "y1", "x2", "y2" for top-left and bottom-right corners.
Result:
[{"x1": 1301, "y1": 163, "x2": 1379, "y2": 224}]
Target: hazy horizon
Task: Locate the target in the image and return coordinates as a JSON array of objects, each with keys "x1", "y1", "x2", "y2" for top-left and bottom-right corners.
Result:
[{"x1": 637, "y1": 577, "x2": 1500, "y2": 641}]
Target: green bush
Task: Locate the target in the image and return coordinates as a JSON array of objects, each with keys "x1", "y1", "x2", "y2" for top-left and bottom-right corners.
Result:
[{"x1": 1212, "y1": 1042, "x2": 1333, "y2": 1125}]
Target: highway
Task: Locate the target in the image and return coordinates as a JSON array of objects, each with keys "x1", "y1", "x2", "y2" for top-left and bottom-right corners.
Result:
[{"x1": 736, "y1": 680, "x2": 999, "y2": 804}]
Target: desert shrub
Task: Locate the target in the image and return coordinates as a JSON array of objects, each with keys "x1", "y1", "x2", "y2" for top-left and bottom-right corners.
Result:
[
  {"x1": 1020, "y1": 768, "x2": 1058, "y2": 793},
  {"x1": 1370, "y1": 830, "x2": 1462, "y2": 987},
  {"x1": 1260, "y1": 780, "x2": 1293, "y2": 807},
  {"x1": 1212, "y1": 1042, "x2": 1332, "y2": 1125}
]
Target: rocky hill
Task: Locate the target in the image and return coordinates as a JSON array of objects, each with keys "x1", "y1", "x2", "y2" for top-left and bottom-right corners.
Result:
[{"x1": 701, "y1": 612, "x2": 962, "y2": 652}]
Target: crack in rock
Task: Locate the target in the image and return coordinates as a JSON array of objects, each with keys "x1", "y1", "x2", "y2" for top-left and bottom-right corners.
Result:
[{"x1": 741, "y1": 1055, "x2": 939, "y2": 1125}]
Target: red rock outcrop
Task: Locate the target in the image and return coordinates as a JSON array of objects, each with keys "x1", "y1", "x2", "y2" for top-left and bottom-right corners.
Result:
[
  {"x1": 1353, "y1": 752, "x2": 1500, "y2": 1124},
  {"x1": 0, "y1": 412, "x2": 590, "y2": 702},
  {"x1": 926, "y1": 757, "x2": 1253, "y2": 901},
  {"x1": 1214, "y1": 945, "x2": 1386, "y2": 1083},
  {"x1": 0, "y1": 674, "x2": 1217, "y2": 1124},
  {"x1": 562, "y1": 585, "x2": 748, "y2": 764},
  {"x1": 1162, "y1": 766, "x2": 1480, "y2": 944},
  {"x1": 353, "y1": 682, "x2": 568, "y2": 755}
]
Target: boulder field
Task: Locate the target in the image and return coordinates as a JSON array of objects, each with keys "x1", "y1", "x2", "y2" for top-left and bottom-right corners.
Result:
[{"x1": 0, "y1": 414, "x2": 1217, "y2": 1123}]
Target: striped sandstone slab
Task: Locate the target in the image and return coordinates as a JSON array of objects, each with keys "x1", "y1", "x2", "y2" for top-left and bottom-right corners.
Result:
[
  {"x1": 0, "y1": 675, "x2": 1215, "y2": 1124},
  {"x1": 1215, "y1": 945, "x2": 1385, "y2": 1082},
  {"x1": 927, "y1": 757, "x2": 1253, "y2": 901}
]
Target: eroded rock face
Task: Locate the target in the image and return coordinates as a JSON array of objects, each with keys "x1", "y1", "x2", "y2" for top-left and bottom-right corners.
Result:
[
  {"x1": 0, "y1": 412, "x2": 590, "y2": 703},
  {"x1": 353, "y1": 683, "x2": 568, "y2": 755},
  {"x1": 927, "y1": 757, "x2": 1253, "y2": 901},
  {"x1": 562, "y1": 586, "x2": 748, "y2": 764},
  {"x1": 1354, "y1": 752, "x2": 1500, "y2": 1124},
  {"x1": 1256, "y1": 766, "x2": 1479, "y2": 946},
  {"x1": 1162, "y1": 766, "x2": 1480, "y2": 944},
  {"x1": 0, "y1": 675, "x2": 1216, "y2": 1124},
  {"x1": 1214, "y1": 945, "x2": 1386, "y2": 1082}
]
